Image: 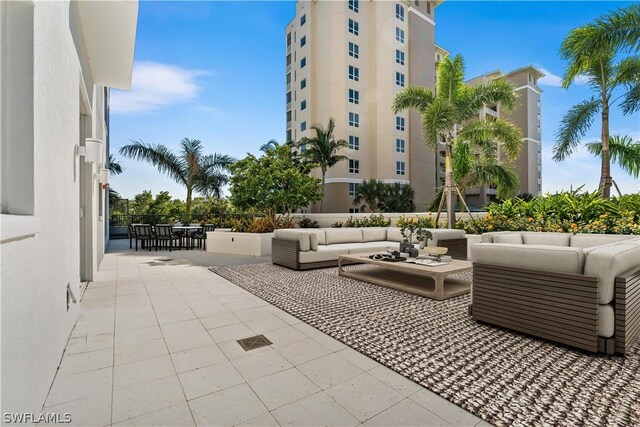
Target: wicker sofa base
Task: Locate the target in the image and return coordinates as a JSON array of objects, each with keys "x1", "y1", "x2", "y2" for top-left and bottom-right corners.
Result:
[{"x1": 470, "y1": 263, "x2": 640, "y2": 355}]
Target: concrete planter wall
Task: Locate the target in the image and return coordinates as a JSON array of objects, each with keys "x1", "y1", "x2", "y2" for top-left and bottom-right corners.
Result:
[
  {"x1": 206, "y1": 231, "x2": 273, "y2": 257},
  {"x1": 289, "y1": 212, "x2": 488, "y2": 228}
]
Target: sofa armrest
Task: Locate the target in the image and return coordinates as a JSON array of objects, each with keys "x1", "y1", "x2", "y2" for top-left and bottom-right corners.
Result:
[
  {"x1": 615, "y1": 266, "x2": 640, "y2": 354},
  {"x1": 272, "y1": 238, "x2": 301, "y2": 270},
  {"x1": 584, "y1": 242, "x2": 640, "y2": 304},
  {"x1": 273, "y1": 229, "x2": 311, "y2": 251}
]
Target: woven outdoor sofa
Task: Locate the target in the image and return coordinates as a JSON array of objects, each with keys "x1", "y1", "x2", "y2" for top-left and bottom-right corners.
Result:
[
  {"x1": 272, "y1": 227, "x2": 467, "y2": 270},
  {"x1": 470, "y1": 232, "x2": 640, "y2": 355}
]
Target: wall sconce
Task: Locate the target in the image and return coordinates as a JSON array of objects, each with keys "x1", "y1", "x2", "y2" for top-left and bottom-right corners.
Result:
[
  {"x1": 98, "y1": 168, "x2": 109, "y2": 184},
  {"x1": 84, "y1": 138, "x2": 104, "y2": 164}
]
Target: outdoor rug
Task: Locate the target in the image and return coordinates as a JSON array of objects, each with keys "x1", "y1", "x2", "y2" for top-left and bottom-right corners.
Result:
[{"x1": 210, "y1": 263, "x2": 640, "y2": 427}]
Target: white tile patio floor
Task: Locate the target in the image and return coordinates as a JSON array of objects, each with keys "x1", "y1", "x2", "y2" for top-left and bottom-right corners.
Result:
[{"x1": 42, "y1": 241, "x2": 490, "y2": 426}]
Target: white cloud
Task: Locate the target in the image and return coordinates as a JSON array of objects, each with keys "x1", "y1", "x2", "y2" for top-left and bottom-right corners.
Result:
[
  {"x1": 537, "y1": 67, "x2": 588, "y2": 87},
  {"x1": 111, "y1": 61, "x2": 206, "y2": 115}
]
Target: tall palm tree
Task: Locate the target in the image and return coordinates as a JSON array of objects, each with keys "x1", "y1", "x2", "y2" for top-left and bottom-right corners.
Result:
[
  {"x1": 553, "y1": 52, "x2": 640, "y2": 197},
  {"x1": 353, "y1": 179, "x2": 385, "y2": 212},
  {"x1": 299, "y1": 118, "x2": 348, "y2": 211},
  {"x1": 558, "y1": 4, "x2": 640, "y2": 198},
  {"x1": 259, "y1": 139, "x2": 281, "y2": 152},
  {"x1": 452, "y1": 139, "x2": 520, "y2": 201},
  {"x1": 119, "y1": 138, "x2": 234, "y2": 217},
  {"x1": 381, "y1": 183, "x2": 416, "y2": 213},
  {"x1": 585, "y1": 135, "x2": 640, "y2": 185},
  {"x1": 107, "y1": 154, "x2": 123, "y2": 175},
  {"x1": 393, "y1": 54, "x2": 521, "y2": 228}
]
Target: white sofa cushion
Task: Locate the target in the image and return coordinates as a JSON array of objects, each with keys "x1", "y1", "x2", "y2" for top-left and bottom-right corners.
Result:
[
  {"x1": 493, "y1": 233, "x2": 523, "y2": 244},
  {"x1": 362, "y1": 228, "x2": 387, "y2": 242},
  {"x1": 584, "y1": 242, "x2": 640, "y2": 304},
  {"x1": 598, "y1": 304, "x2": 615, "y2": 338},
  {"x1": 273, "y1": 229, "x2": 311, "y2": 251},
  {"x1": 327, "y1": 242, "x2": 391, "y2": 254},
  {"x1": 386, "y1": 227, "x2": 419, "y2": 243},
  {"x1": 570, "y1": 233, "x2": 636, "y2": 249},
  {"x1": 522, "y1": 232, "x2": 570, "y2": 246},
  {"x1": 299, "y1": 246, "x2": 349, "y2": 263},
  {"x1": 471, "y1": 243, "x2": 585, "y2": 275},
  {"x1": 311, "y1": 229, "x2": 326, "y2": 245},
  {"x1": 324, "y1": 228, "x2": 363, "y2": 245},
  {"x1": 309, "y1": 233, "x2": 318, "y2": 251},
  {"x1": 427, "y1": 229, "x2": 466, "y2": 242}
]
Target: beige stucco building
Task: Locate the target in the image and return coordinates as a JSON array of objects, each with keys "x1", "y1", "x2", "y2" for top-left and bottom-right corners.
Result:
[
  {"x1": 286, "y1": 0, "x2": 441, "y2": 213},
  {"x1": 465, "y1": 66, "x2": 544, "y2": 206}
]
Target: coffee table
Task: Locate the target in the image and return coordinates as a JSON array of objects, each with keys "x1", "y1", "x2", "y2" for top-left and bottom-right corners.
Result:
[{"x1": 338, "y1": 253, "x2": 472, "y2": 300}]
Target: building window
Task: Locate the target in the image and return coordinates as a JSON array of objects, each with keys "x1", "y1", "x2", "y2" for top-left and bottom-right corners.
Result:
[
  {"x1": 349, "y1": 42, "x2": 359, "y2": 59},
  {"x1": 286, "y1": 110, "x2": 292, "y2": 122},
  {"x1": 286, "y1": 73, "x2": 291, "y2": 84},
  {"x1": 301, "y1": 100, "x2": 306, "y2": 110},
  {"x1": 286, "y1": 53, "x2": 291, "y2": 66},
  {"x1": 427, "y1": 2, "x2": 431, "y2": 14},
  {"x1": 348, "y1": 182, "x2": 358, "y2": 197},
  {"x1": 301, "y1": 121, "x2": 307, "y2": 131},
  {"x1": 348, "y1": 19, "x2": 359, "y2": 36},
  {"x1": 395, "y1": 4, "x2": 404, "y2": 21},
  {"x1": 300, "y1": 57, "x2": 307, "y2": 68},
  {"x1": 349, "y1": 208, "x2": 360, "y2": 213},
  {"x1": 396, "y1": 49, "x2": 405, "y2": 65},
  {"x1": 396, "y1": 116, "x2": 405, "y2": 131},
  {"x1": 349, "y1": 159, "x2": 360, "y2": 173},
  {"x1": 348, "y1": 89, "x2": 359, "y2": 104},
  {"x1": 396, "y1": 139, "x2": 405, "y2": 153},
  {"x1": 395, "y1": 27, "x2": 405, "y2": 43},
  {"x1": 300, "y1": 14, "x2": 306, "y2": 26},
  {"x1": 348, "y1": 0, "x2": 359, "y2": 12},
  {"x1": 287, "y1": 33, "x2": 291, "y2": 47},
  {"x1": 396, "y1": 72, "x2": 405, "y2": 87},
  {"x1": 349, "y1": 135, "x2": 360, "y2": 150},
  {"x1": 300, "y1": 36, "x2": 306, "y2": 47},
  {"x1": 301, "y1": 78, "x2": 306, "y2": 89},
  {"x1": 349, "y1": 112, "x2": 360, "y2": 127},
  {"x1": 396, "y1": 161, "x2": 406, "y2": 175},
  {"x1": 286, "y1": 91, "x2": 292, "y2": 104},
  {"x1": 286, "y1": 129, "x2": 292, "y2": 141},
  {"x1": 348, "y1": 65, "x2": 359, "y2": 81}
]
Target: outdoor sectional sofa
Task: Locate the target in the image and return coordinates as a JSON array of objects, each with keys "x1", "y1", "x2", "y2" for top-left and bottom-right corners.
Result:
[
  {"x1": 470, "y1": 232, "x2": 640, "y2": 355},
  {"x1": 272, "y1": 227, "x2": 467, "y2": 270}
]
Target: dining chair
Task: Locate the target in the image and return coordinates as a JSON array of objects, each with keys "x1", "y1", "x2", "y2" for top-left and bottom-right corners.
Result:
[
  {"x1": 155, "y1": 224, "x2": 180, "y2": 251},
  {"x1": 193, "y1": 224, "x2": 216, "y2": 250},
  {"x1": 133, "y1": 224, "x2": 155, "y2": 251}
]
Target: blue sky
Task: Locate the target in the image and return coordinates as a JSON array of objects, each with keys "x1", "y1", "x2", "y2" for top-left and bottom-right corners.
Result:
[{"x1": 110, "y1": 1, "x2": 640, "y2": 202}]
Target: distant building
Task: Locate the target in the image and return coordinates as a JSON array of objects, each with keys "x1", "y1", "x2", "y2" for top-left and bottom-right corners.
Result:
[
  {"x1": 1, "y1": 0, "x2": 137, "y2": 415},
  {"x1": 286, "y1": 0, "x2": 443, "y2": 212}
]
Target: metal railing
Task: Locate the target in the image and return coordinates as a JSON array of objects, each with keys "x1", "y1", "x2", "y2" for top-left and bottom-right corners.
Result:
[{"x1": 109, "y1": 212, "x2": 263, "y2": 228}]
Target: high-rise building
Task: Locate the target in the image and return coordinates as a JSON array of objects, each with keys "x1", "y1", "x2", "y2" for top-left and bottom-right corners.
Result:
[
  {"x1": 465, "y1": 66, "x2": 544, "y2": 206},
  {"x1": 286, "y1": 0, "x2": 441, "y2": 213}
]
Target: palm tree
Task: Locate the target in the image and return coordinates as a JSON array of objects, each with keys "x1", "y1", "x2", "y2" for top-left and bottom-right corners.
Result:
[
  {"x1": 558, "y1": 4, "x2": 640, "y2": 198},
  {"x1": 299, "y1": 118, "x2": 348, "y2": 211},
  {"x1": 452, "y1": 139, "x2": 520, "y2": 201},
  {"x1": 259, "y1": 139, "x2": 281, "y2": 152},
  {"x1": 381, "y1": 183, "x2": 416, "y2": 213},
  {"x1": 393, "y1": 54, "x2": 521, "y2": 228},
  {"x1": 107, "y1": 154, "x2": 123, "y2": 175},
  {"x1": 353, "y1": 179, "x2": 385, "y2": 212},
  {"x1": 553, "y1": 52, "x2": 640, "y2": 197},
  {"x1": 585, "y1": 135, "x2": 640, "y2": 190},
  {"x1": 119, "y1": 138, "x2": 234, "y2": 217}
]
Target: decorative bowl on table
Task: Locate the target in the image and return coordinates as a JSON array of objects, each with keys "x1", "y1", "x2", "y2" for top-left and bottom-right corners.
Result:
[{"x1": 426, "y1": 247, "x2": 448, "y2": 256}]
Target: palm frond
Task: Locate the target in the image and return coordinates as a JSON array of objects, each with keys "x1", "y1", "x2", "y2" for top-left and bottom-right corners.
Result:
[
  {"x1": 460, "y1": 78, "x2": 519, "y2": 118},
  {"x1": 620, "y1": 82, "x2": 640, "y2": 114},
  {"x1": 586, "y1": 135, "x2": 640, "y2": 178},
  {"x1": 392, "y1": 86, "x2": 436, "y2": 114},
  {"x1": 452, "y1": 139, "x2": 472, "y2": 185},
  {"x1": 260, "y1": 139, "x2": 280, "y2": 152},
  {"x1": 552, "y1": 98, "x2": 601, "y2": 161},
  {"x1": 422, "y1": 98, "x2": 458, "y2": 149},
  {"x1": 467, "y1": 160, "x2": 520, "y2": 200},
  {"x1": 107, "y1": 154, "x2": 123, "y2": 175},
  {"x1": 119, "y1": 140, "x2": 187, "y2": 185},
  {"x1": 437, "y1": 54, "x2": 465, "y2": 103}
]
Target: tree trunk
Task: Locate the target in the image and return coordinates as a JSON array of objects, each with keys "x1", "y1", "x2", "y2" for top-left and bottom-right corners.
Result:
[
  {"x1": 185, "y1": 187, "x2": 193, "y2": 223},
  {"x1": 600, "y1": 104, "x2": 612, "y2": 198},
  {"x1": 320, "y1": 170, "x2": 326, "y2": 212},
  {"x1": 445, "y1": 143, "x2": 456, "y2": 229}
]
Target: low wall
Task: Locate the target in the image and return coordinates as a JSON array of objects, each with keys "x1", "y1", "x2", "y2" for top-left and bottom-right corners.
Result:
[
  {"x1": 290, "y1": 212, "x2": 488, "y2": 228},
  {"x1": 207, "y1": 231, "x2": 273, "y2": 257}
]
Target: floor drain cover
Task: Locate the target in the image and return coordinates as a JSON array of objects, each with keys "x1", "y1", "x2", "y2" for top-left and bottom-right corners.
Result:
[{"x1": 237, "y1": 335, "x2": 272, "y2": 351}]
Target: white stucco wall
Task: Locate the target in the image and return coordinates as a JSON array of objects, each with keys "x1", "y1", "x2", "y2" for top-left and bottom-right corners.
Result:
[{"x1": 1, "y1": 1, "x2": 108, "y2": 415}]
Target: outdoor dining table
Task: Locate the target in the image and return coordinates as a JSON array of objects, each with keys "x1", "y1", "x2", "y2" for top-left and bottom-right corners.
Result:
[{"x1": 172, "y1": 225, "x2": 202, "y2": 249}]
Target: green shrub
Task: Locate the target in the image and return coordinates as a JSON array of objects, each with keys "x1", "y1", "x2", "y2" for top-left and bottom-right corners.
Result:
[
  {"x1": 456, "y1": 189, "x2": 640, "y2": 235},
  {"x1": 298, "y1": 217, "x2": 319, "y2": 228},
  {"x1": 330, "y1": 214, "x2": 391, "y2": 228}
]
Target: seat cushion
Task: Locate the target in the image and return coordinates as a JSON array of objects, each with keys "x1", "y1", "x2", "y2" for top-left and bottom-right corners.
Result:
[
  {"x1": 570, "y1": 233, "x2": 636, "y2": 249},
  {"x1": 273, "y1": 229, "x2": 311, "y2": 251},
  {"x1": 298, "y1": 246, "x2": 349, "y2": 263},
  {"x1": 311, "y1": 229, "x2": 326, "y2": 245},
  {"x1": 324, "y1": 228, "x2": 363, "y2": 245},
  {"x1": 362, "y1": 228, "x2": 387, "y2": 242},
  {"x1": 344, "y1": 242, "x2": 391, "y2": 254},
  {"x1": 598, "y1": 304, "x2": 615, "y2": 338},
  {"x1": 522, "y1": 232, "x2": 570, "y2": 246},
  {"x1": 471, "y1": 243, "x2": 585, "y2": 275},
  {"x1": 309, "y1": 233, "x2": 318, "y2": 251},
  {"x1": 493, "y1": 233, "x2": 523, "y2": 244},
  {"x1": 427, "y1": 229, "x2": 466, "y2": 242},
  {"x1": 584, "y1": 242, "x2": 640, "y2": 304}
]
